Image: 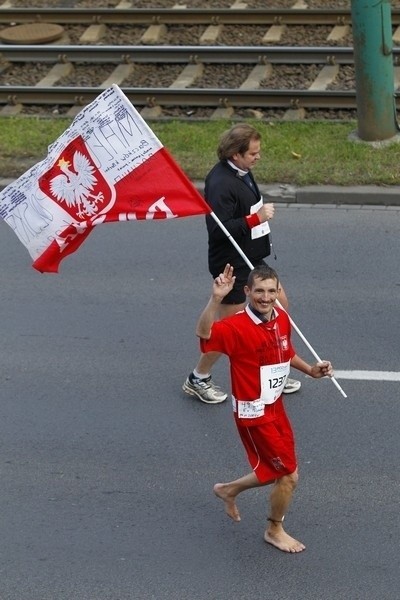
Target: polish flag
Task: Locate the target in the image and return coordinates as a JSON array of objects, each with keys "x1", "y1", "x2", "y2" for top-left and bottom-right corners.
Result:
[{"x1": 0, "y1": 85, "x2": 211, "y2": 273}]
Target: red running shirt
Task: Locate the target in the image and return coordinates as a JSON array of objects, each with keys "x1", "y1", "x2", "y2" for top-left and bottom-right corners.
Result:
[{"x1": 200, "y1": 305, "x2": 295, "y2": 427}]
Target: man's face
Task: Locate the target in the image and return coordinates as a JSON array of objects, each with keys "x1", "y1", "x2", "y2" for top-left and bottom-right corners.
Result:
[
  {"x1": 231, "y1": 138, "x2": 261, "y2": 171},
  {"x1": 245, "y1": 277, "x2": 279, "y2": 318}
]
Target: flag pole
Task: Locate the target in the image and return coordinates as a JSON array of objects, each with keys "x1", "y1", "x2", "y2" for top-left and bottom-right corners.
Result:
[{"x1": 210, "y1": 211, "x2": 347, "y2": 399}]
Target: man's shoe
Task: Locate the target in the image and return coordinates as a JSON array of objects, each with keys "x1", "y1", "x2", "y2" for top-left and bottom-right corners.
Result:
[
  {"x1": 283, "y1": 378, "x2": 301, "y2": 394},
  {"x1": 182, "y1": 375, "x2": 227, "y2": 404}
]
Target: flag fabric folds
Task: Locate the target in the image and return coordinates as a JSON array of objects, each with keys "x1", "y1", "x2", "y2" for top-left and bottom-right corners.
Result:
[{"x1": 0, "y1": 85, "x2": 211, "y2": 273}]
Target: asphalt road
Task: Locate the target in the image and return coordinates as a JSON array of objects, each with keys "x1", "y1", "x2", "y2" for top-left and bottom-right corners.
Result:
[{"x1": 0, "y1": 204, "x2": 399, "y2": 600}]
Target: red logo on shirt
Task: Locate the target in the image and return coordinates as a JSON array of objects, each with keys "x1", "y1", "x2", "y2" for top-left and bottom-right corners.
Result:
[{"x1": 280, "y1": 335, "x2": 288, "y2": 351}]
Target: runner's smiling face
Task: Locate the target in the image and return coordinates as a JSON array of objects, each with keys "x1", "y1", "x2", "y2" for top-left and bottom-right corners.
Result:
[
  {"x1": 231, "y1": 139, "x2": 261, "y2": 171},
  {"x1": 245, "y1": 277, "x2": 280, "y2": 319}
]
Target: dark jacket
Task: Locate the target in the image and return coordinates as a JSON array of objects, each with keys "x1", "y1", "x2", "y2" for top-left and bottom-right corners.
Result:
[{"x1": 205, "y1": 160, "x2": 271, "y2": 276}]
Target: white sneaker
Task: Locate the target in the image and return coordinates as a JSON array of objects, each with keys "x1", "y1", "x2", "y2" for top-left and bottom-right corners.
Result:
[
  {"x1": 283, "y1": 378, "x2": 301, "y2": 394},
  {"x1": 182, "y1": 375, "x2": 227, "y2": 404}
]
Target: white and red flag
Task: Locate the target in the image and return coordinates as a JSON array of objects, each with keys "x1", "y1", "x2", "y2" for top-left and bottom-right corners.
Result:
[{"x1": 0, "y1": 84, "x2": 211, "y2": 273}]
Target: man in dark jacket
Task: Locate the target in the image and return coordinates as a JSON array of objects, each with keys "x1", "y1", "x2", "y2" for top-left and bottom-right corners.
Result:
[{"x1": 182, "y1": 123, "x2": 301, "y2": 403}]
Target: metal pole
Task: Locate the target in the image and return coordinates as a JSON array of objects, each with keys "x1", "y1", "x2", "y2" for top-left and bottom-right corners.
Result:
[{"x1": 351, "y1": 0, "x2": 399, "y2": 141}]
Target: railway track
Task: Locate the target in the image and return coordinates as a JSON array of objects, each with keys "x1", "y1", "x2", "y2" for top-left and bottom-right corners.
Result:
[{"x1": 1, "y1": 5, "x2": 400, "y2": 120}]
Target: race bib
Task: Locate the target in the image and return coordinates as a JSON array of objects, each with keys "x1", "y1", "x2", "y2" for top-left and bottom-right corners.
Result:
[
  {"x1": 237, "y1": 398, "x2": 265, "y2": 419},
  {"x1": 260, "y1": 361, "x2": 290, "y2": 404}
]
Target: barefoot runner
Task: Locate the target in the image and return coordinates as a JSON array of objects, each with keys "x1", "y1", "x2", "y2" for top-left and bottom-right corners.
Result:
[{"x1": 196, "y1": 263, "x2": 333, "y2": 553}]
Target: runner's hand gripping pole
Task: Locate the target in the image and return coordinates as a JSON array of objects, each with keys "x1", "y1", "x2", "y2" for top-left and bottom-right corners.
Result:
[{"x1": 210, "y1": 211, "x2": 347, "y2": 399}]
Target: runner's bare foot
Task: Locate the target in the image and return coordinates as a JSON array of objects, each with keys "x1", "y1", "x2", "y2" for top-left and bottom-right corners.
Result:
[
  {"x1": 213, "y1": 483, "x2": 241, "y2": 522},
  {"x1": 264, "y1": 530, "x2": 306, "y2": 553}
]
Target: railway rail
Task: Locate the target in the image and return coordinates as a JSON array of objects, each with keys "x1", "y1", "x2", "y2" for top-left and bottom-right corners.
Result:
[
  {"x1": 0, "y1": 85, "x2": 364, "y2": 110},
  {"x1": 0, "y1": 7, "x2": 399, "y2": 27},
  {"x1": 0, "y1": 45, "x2": 360, "y2": 64}
]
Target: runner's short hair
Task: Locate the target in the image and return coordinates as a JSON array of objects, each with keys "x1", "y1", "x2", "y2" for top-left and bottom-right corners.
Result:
[{"x1": 247, "y1": 264, "x2": 279, "y2": 289}]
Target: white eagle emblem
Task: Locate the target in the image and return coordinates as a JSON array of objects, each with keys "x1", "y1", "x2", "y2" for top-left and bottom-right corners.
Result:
[
  {"x1": 280, "y1": 335, "x2": 289, "y2": 351},
  {"x1": 50, "y1": 152, "x2": 105, "y2": 219}
]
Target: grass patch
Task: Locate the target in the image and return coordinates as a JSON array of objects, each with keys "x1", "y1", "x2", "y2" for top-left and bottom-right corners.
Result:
[{"x1": 0, "y1": 116, "x2": 399, "y2": 185}]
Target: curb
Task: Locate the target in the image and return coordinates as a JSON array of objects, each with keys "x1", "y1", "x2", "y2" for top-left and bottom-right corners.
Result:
[
  {"x1": 193, "y1": 181, "x2": 400, "y2": 207},
  {"x1": 1, "y1": 177, "x2": 400, "y2": 207},
  {"x1": 262, "y1": 183, "x2": 400, "y2": 206}
]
